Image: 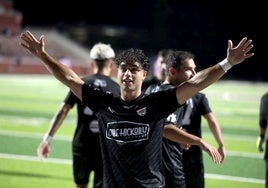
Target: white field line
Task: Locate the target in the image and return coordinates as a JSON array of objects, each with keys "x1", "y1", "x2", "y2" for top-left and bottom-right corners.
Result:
[
  {"x1": 227, "y1": 151, "x2": 263, "y2": 158},
  {"x1": 205, "y1": 173, "x2": 265, "y2": 184},
  {"x1": 0, "y1": 130, "x2": 72, "y2": 141},
  {"x1": 0, "y1": 153, "x2": 72, "y2": 164},
  {"x1": 0, "y1": 153, "x2": 264, "y2": 184},
  {"x1": 202, "y1": 133, "x2": 257, "y2": 141}
]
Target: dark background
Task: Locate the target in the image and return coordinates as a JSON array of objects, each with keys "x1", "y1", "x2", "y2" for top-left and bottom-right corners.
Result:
[{"x1": 12, "y1": 0, "x2": 265, "y2": 81}]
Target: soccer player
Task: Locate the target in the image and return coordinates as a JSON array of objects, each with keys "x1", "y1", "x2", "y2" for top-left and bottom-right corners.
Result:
[
  {"x1": 145, "y1": 50, "x2": 225, "y2": 188},
  {"x1": 20, "y1": 30, "x2": 253, "y2": 187},
  {"x1": 166, "y1": 50, "x2": 226, "y2": 188}
]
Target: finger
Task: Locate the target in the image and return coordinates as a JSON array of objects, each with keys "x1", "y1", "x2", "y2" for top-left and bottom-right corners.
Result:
[
  {"x1": 243, "y1": 39, "x2": 253, "y2": 48},
  {"x1": 214, "y1": 151, "x2": 222, "y2": 164},
  {"x1": 20, "y1": 34, "x2": 30, "y2": 43},
  {"x1": 243, "y1": 45, "x2": 254, "y2": 56},
  {"x1": 221, "y1": 155, "x2": 226, "y2": 162},
  {"x1": 228, "y1": 40, "x2": 233, "y2": 49},
  {"x1": 37, "y1": 150, "x2": 44, "y2": 159},
  {"x1": 210, "y1": 150, "x2": 218, "y2": 163},
  {"x1": 40, "y1": 35, "x2": 45, "y2": 46},
  {"x1": 26, "y1": 30, "x2": 37, "y2": 41},
  {"x1": 19, "y1": 42, "x2": 29, "y2": 49},
  {"x1": 237, "y1": 37, "x2": 247, "y2": 47}
]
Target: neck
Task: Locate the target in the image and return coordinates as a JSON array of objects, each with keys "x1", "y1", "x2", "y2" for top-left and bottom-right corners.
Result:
[
  {"x1": 96, "y1": 67, "x2": 111, "y2": 76},
  {"x1": 120, "y1": 88, "x2": 141, "y2": 102},
  {"x1": 163, "y1": 77, "x2": 172, "y2": 85},
  {"x1": 164, "y1": 77, "x2": 181, "y2": 86}
]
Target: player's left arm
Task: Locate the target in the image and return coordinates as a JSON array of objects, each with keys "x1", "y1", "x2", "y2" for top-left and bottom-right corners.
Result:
[{"x1": 163, "y1": 124, "x2": 222, "y2": 164}]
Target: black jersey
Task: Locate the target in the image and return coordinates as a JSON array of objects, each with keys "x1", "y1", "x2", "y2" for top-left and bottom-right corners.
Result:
[
  {"x1": 260, "y1": 93, "x2": 268, "y2": 160},
  {"x1": 147, "y1": 83, "x2": 186, "y2": 188},
  {"x1": 141, "y1": 76, "x2": 161, "y2": 92},
  {"x1": 181, "y1": 92, "x2": 211, "y2": 164},
  {"x1": 82, "y1": 84, "x2": 181, "y2": 188},
  {"x1": 260, "y1": 93, "x2": 268, "y2": 127},
  {"x1": 64, "y1": 74, "x2": 120, "y2": 156}
]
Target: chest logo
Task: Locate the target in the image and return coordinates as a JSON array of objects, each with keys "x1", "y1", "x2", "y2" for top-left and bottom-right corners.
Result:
[{"x1": 136, "y1": 107, "x2": 147, "y2": 116}]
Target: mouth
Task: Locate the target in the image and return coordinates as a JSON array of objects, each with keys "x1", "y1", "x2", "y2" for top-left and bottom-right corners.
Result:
[{"x1": 123, "y1": 79, "x2": 133, "y2": 85}]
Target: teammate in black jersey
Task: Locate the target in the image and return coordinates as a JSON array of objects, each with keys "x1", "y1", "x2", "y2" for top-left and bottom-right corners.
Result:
[
  {"x1": 162, "y1": 50, "x2": 226, "y2": 188},
  {"x1": 37, "y1": 43, "x2": 120, "y2": 188},
  {"x1": 20, "y1": 30, "x2": 253, "y2": 188},
  {"x1": 257, "y1": 92, "x2": 268, "y2": 188},
  {"x1": 145, "y1": 50, "x2": 225, "y2": 188}
]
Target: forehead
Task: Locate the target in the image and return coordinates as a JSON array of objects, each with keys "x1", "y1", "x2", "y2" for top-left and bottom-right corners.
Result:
[
  {"x1": 181, "y1": 58, "x2": 196, "y2": 68},
  {"x1": 119, "y1": 61, "x2": 142, "y2": 67}
]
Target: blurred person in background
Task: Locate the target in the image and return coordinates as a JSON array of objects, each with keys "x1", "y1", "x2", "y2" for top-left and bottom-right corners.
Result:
[
  {"x1": 37, "y1": 42, "x2": 120, "y2": 188},
  {"x1": 256, "y1": 92, "x2": 268, "y2": 188},
  {"x1": 141, "y1": 49, "x2": 173, "y2": 91}
]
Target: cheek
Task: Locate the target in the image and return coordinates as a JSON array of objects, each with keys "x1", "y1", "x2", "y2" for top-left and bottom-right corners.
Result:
[
  {"x1": 142, "y1": 71, "x2": 148, "y2": 78},
  {"x1": 117, "y1": 72, "x2": 123, "y2": 80},
  {"x1": 118, "y1": 70, "x2": 124, "y2": 76},
  {"x1": 185, "y1": 72, "x2": 193, "y2": 78}
]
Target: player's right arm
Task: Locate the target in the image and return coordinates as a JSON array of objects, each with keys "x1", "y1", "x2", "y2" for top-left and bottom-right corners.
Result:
[{"x1": 20, "y1": 31, "x2": 84, "y2": 100}]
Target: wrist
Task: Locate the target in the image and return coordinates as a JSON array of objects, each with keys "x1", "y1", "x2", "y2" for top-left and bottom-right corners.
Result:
[
  {"x1": 219, "y1": 58, "x2": 232, "y2": 72},
  {"x1": 43, "y1": 133, "x2": 53, "y2": 144}
]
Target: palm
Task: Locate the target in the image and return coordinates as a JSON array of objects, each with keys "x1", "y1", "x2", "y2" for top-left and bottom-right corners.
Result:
[{"x1": 227, "y1": 37, "x2": 254, "y2": 65}]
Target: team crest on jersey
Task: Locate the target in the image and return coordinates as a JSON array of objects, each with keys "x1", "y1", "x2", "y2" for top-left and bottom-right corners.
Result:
[{"x1": 136, "y1": 107, "x2": 147, "y2": 116}]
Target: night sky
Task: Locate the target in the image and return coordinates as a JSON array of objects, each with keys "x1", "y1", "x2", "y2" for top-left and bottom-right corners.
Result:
[{"x1": 12, "y1": 0, "x2": 265, "y2": 81}]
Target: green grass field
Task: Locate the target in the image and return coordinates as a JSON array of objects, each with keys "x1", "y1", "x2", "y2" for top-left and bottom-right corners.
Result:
[{"x1": 0, "y1": 74, "x2": 267, "y2": 188}]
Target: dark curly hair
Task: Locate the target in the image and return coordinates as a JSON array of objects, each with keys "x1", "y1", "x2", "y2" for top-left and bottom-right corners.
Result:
[{"x1": 115, "y1": 48, "x2": 151, "y2": 71}]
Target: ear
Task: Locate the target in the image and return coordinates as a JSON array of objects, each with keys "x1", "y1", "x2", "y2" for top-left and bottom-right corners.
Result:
[
  {"x1": 90, "y1": 61, "x2": 95, "y2": 70},
  {"x1": 109, "y1": 60, "x2": 114, "y2": 69},
  {"x1": 142, "y1": 70, "x2": 148, "y2": 80},
  {"x1": 169, "y1": 67, "x2": 176, "y2": 76}
]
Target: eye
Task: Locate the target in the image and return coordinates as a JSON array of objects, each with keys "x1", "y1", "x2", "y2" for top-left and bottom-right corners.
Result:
[
  {"x1": 119, "y1": 65, "x2": 142, "y2": 73},
  {"x1": 129, "y1": 67, "x2": 141, "y2": 72},
  {"x1": 120, "y1": 67, "x2": 127, "y2": 72}
]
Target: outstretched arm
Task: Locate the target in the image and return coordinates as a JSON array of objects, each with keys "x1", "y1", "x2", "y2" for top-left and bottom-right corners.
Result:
[
  {"x1": 19, "y1": 30, "x2": 84, "y2": 100},
  {"x1": 176, "y1": 37, "x2": 254, "y2": 105},
  {"x1": 163, "y1": 124, "x2": 222, "y2": 164}
]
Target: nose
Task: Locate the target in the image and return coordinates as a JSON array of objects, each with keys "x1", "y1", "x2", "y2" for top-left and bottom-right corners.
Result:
[
  {"x1": 189, "y1": 69, "x2": 196, "y2": 79},
  {"x1": 191, "y1": 69, "x2": 196, "y2": 76},
  {"x1": 124, "y1": 68, "x2": 132, "y2": 75}
]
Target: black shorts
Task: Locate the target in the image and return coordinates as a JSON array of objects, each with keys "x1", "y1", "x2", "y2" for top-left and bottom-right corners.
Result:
[
  {"x1": 73, "y1": 154, "x2": 102, "y2": 187},
  {"x1": 183, "y1": 161, "x2": 204, "y2": 188}
]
